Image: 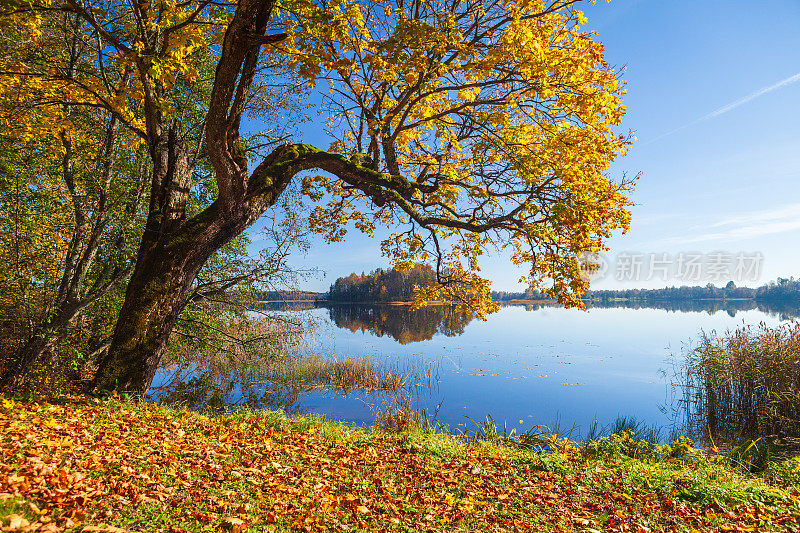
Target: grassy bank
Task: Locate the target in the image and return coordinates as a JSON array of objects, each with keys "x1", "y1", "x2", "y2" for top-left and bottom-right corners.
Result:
[{"x1": 1, "y1": 397, "x2": 799, "y2": 532}]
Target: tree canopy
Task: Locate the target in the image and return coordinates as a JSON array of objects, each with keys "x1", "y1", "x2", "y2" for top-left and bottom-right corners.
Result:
[{"x1": 277, "y1": 0, "x2": 634, "y2": 312}]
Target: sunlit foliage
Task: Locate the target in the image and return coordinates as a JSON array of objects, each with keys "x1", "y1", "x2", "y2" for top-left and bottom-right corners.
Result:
[
  {"x1": 1, "y1": 0, "x2": 633, "y2": 392},
  {"x1": 275, "y1": 0, "x2": 634, "y2": 313}
]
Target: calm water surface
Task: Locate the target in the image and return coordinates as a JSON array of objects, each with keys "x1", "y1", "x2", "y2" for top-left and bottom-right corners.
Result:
[{"x1": 273, "y1": 303, "x2": 792, "y2": 436}]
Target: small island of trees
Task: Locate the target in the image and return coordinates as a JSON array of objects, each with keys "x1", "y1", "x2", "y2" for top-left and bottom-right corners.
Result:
[{"x1": 327, "y1": 264, "x2": 437, "y2": 303}]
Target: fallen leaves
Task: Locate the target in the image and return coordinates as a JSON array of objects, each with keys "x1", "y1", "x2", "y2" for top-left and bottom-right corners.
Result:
[
  {"x1": 0, "y1": 397, "x2": 798, "y2": 532},
  {"x1": 220, "y1": 516, "x2": 247, "y2": 532}
]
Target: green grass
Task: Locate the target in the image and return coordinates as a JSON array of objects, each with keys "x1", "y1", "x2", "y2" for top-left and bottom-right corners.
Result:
[{"x1": 0, "y1": 496, "x2": 42, "y2": 528}]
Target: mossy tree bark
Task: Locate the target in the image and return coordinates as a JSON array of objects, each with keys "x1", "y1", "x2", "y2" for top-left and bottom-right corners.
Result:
[{"x1": 94, "y1": 203, "x2": 264, "y2": 393}]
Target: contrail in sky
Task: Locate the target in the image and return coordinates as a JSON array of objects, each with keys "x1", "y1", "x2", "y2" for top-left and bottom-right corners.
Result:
[{"x1": 643, "y1": 70, "x2": 800, "y2": 145}]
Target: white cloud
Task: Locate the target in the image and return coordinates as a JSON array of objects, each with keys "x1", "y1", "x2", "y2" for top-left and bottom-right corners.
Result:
[
  {"x1": 706, "y1": 202, "x2": 800, "y2": 229},
  {"x1": 658, "y1": 203, "x2": 800, "y2": 245}
]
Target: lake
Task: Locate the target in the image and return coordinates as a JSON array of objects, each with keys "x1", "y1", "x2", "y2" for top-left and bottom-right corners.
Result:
[{"x1": 152, "y1": 300, "x2": 798, "y2": 440}]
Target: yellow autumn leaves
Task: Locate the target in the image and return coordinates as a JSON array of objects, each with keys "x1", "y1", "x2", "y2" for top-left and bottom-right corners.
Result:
[
  {"x1": 0, "y1": 1, "x2": 225, "y2": 149},
  {"x1": 274, "y1": 0, "x2": 633, "y2": 312}
]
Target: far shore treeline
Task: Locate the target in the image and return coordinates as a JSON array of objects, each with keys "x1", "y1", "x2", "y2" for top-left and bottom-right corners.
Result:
[{"x1": 318, "y1": 265, "x2": 800, "y2": 305}]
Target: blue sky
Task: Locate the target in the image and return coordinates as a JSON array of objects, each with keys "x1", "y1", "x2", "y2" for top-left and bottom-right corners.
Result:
[{"x1": 250, "y1": 0, "x2": 800, "y2": 292}]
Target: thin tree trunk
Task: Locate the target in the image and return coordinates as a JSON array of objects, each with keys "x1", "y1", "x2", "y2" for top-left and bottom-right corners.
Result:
[
  {"x1": 0, "y1": 116, "x2": 135, "y2": 390},
  {"x1": 0, "y1": 303, "x2": 79, "y2": 389}
]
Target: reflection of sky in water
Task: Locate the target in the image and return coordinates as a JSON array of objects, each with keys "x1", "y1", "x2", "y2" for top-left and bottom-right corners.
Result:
[{"x1": 290, "y1": 305, "x2": 787, "y2": 437}]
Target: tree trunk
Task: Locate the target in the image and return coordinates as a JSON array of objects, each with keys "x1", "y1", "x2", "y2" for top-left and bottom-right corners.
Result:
[
  {"x1": 91, "y1": 0, "x2": 359, "y2": 395},
  {"x1": 93, "y1": 252, "x2": 190, "y2": 394},
  {"x1": 94, "y1": 202, "x2": 254, "y2": 395},
  {"x1": 91, "y1": 142, "x2": 393, "y2": 395},
  {"x1": 92, "y1": 0, "x2": 283, "y2": 395}
]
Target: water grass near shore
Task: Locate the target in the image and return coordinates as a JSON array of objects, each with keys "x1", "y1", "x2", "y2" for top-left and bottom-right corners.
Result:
[
  {"x1": 260, "y1": 353, "x2": 433, "y2": 394},
  {"x1": 684, "y1": 321, "x2": 800, "y2": 457},
  {"x1": 2, "y1": 396, "x2": 800, "y2": 532}
]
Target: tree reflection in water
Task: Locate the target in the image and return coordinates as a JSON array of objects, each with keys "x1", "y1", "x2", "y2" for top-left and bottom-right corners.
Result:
[
  {"x1": 587, "y1": 299, "x2": 800, "y2": 319},
  {"x1": 326, "y1": 304, "x2": 474, "y2": 344},
  {"x1": 149, "y1": 307, "x2": 439, "y2": 414}
]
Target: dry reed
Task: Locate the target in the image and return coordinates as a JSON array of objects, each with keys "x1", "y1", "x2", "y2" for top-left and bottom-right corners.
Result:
[{"x1": 684, "y1": 321, "x2": 800, "y2": 443}]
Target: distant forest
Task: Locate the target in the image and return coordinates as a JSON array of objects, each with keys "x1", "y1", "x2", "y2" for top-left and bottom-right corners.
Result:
[
  {"x1": 327, "y1": 268, "x2": 800, "y2": 304},
  {"x1": 493, "y1": 277, "x2": 800, "y2": 303},
  {"x1": 256, "y1": 290, "x2": 325, "y2": 301}
]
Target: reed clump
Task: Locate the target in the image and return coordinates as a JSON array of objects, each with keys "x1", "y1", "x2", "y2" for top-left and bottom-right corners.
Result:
[
  {"x1": 685, "y1": 321, "x2": 800, "y2": 445},
  {"x1": 266, "y1": 353, "x2": 421, "y2": 393}
]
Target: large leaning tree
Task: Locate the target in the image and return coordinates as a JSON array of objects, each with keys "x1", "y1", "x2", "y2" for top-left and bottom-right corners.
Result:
[{"x1": 1, "y1": 0, "x2": 633, "y2": 394}]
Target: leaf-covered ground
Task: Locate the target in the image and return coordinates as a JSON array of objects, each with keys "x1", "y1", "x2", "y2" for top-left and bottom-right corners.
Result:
[{"x1": 1, "y1": 397, "x2": 799, "y2": 532}]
